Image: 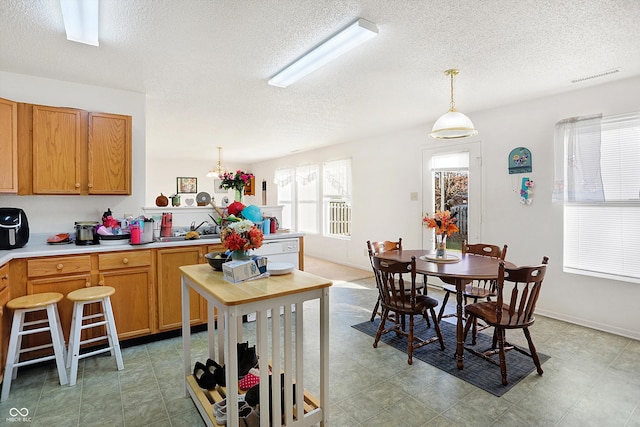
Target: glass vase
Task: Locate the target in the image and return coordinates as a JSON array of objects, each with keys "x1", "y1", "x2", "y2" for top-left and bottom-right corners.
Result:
[
  {"x1": 231, "y1": 249, "x2": 250, "y2": 261},
  {"x1": 234, "y1": 188, "x2": 244, "y2": 203},
  {"x1": 435, "y1": 233, "x2": 447, "y2": 258}
]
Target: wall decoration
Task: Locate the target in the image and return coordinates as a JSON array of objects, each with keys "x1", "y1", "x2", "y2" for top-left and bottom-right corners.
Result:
[
  {"x1": 508, "y1": 147, "x2": 532, "y2": 174},
  {"x1": 213, "y1": 179, "x2": 227, "y2": 194},
  {"x1": 244, "y1": 176, "x2": 256, "y2": 196},
  {"x1": 520, "y1": 177, "x2": 534, "y2": 205},
  {"x1": 176, "y1": 177, "x2": 197, "y2": 194}
]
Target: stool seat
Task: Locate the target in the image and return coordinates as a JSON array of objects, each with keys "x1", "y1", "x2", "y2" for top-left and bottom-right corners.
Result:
[
  {"x1": 67, "y1": 286, "x2": 115, "y2": 301},
  {"x1": 6, "y1": 292, "x2": 63, "y2": 310}
]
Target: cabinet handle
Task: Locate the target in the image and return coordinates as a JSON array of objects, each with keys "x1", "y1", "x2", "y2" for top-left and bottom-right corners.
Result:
[
  {"x1": 122, "y1": 257, "x2": 129, "y2": 264},
  {"x1": 75, "y1": 183, "x2": 81, "y2": 188},
  {"x1": 85, "y1": 281, "x2": 91, "y2": 287},
  {"x1": 88, "y1": 183, "x2": 93, "y2": 188},
  {"x1": 98, "y1": 274, "x2": 105, "y2": 286},
  {"x1": 1, "y1": 274, "x2": 8, "y2": 280},
  {"x1": 56, "y1": 263, "x2": 64, "y2": 270}
]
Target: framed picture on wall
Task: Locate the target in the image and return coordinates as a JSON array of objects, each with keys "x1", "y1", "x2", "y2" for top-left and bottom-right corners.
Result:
[
  {"x1": 244, "y1": 177, "x2": 255, "y2": 195},
  {"x1": 177, "y1": 177, "x2": 197, "y2": 194},
  {"x1": 213, "y1": 179, "x2": 227, "y2": 194}
]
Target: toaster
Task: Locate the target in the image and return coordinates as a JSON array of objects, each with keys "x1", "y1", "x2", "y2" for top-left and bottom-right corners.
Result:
[{"x1": 0, "y1": 208, "x2": 30, "y2": 249}]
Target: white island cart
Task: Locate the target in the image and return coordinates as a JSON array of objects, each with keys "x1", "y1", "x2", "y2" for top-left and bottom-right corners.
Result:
[{"x1": 180, "y1": 264, "x2": 331, "y2": 427}]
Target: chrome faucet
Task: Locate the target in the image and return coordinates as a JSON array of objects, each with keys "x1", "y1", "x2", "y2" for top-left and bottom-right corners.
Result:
[{"x1": 190, "y1": 221, "x2": 209, "y2": 232}]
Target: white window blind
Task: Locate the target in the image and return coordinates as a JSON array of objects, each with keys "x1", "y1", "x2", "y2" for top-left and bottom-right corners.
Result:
[{"x1": 555, "y1": 112, "x2": 640, "y2": 283}]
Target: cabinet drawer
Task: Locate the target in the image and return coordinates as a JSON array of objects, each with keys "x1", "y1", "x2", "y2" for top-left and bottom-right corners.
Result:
[
  {"x1": 28, "y1": 255, "x2": 91, "y2": 278},
  {"x1": 99, "y1": 250, "x2": 151, "y2": 270}
]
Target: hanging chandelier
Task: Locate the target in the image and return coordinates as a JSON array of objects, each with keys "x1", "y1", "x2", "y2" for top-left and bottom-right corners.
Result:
[
  {"x1": 206, "y1": 147, "x2": 226, "y2": 178},
  {"x1": 430, "y1": 69, "x2": 478, "y2": 139}
]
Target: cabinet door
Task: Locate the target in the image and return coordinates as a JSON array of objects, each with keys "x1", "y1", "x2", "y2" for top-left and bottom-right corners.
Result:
[
  {"x1": 32, "y1": 105, "x2": 83, "y2": 194},
  {"x1": 88, "y1": 112, "x2": 132, "y2": 195},
  {"x1": 157, "y1": 247, "x2": 206, "y2": 331},
  {"x1": 99, "y1": 269, "x2": 153, "y2": 339},
  {"x1": 0, "y1": 98, "x2": 18, "y2": 193},
  {"x1": 25, "y1": 274, "x2": 91, "y2": 357}
]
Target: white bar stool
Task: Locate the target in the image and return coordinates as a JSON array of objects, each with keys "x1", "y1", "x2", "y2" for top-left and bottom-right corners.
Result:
[
  {"x1": 66, "y1": 286, "x2": 124, "y2": 386},
  {"x1": 1, "y1": 292, "x2": 68, "y2": 402}
]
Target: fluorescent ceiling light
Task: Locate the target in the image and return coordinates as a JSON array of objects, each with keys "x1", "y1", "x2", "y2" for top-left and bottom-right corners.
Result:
[
  {"x1": 268, "y1": 18, "x2": 378, "y2": 88},
  {"x1": 60, "y1": 0, "x2": 99, "y2": 46}
]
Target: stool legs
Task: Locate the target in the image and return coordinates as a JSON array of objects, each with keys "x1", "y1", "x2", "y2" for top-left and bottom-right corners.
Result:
[
  {"x1": 66, "y1": 296, "x2": 124, "y2": 386},
  {"x1": 102, "y1": 296, "x2": 124, "y2": 370},
  {"x1": 1, "y1": 305, "x2": 68, "y2": 402},
  {"x1": 47, "y1": 304, "x2": 69, "y2": 386}
]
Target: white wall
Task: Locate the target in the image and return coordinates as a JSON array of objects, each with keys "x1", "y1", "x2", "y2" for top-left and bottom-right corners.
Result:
[
  {"x1": 0, "y1": 71, "x2": 147, "y2": 233},
  {"x1": 249, "y1": 75, "x2": 640, "y2": 340}
]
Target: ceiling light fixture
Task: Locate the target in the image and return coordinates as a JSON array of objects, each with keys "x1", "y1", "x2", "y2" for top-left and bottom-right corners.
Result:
[
  {"x1": 207, "y1": 147, "x2": 226, "y2": 178},
  {"x1": 60, "y1": 0, "x2": 99, "y2": 46},
  {"x1": 268, "y1": 18, "x2": 378, "y2": 88},
  {"x1": 430, "y1": 69, "x2": 478, "y2": 139}
]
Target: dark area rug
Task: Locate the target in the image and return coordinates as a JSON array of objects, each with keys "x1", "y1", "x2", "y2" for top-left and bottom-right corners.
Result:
[{"x1": 352, "y1": 317, "x2": 550, "y2": 397}]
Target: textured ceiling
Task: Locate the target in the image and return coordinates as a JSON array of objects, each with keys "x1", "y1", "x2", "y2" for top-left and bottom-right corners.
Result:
[{"x1": 1, "y1": 0, "x2": 639, "y2": 164}]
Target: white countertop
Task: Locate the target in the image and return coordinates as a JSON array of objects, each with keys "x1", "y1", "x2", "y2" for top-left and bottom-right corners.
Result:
[{"x1": 0, "y1": 232, "x2": 303, "y2": 265}]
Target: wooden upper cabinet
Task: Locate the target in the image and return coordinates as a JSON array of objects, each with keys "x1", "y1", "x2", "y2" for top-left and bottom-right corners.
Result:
[
  {"x1": 16, "y1": 102, "x2": 132, "y2": 195},
  {"x1": 88, "y1": 112, "x2": 132, "y2": 195},
  {"x1": 32, "y1": 105, "x2": 84, "y2": 194},
  {"x1": 0, "y1": 98, "x2": 18, "y2": 193}
]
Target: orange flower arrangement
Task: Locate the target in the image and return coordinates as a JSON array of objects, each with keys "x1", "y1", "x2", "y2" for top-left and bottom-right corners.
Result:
[{"x1": 422, "y1": 210, "x2": 459, "y2": 236}]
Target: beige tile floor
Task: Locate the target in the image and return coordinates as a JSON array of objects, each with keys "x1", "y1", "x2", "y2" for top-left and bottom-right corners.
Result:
[{"x1": 0, "y1": 257, "x2": 639, "y2": 426}]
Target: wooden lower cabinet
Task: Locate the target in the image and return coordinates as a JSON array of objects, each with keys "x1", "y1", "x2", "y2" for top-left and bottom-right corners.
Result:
[
  {"x1": 156, "y1": 246, "x2": 209, "y2": 331},
  {"x1": 98, "y1": 250, "x2": 154, "y2": 339}
]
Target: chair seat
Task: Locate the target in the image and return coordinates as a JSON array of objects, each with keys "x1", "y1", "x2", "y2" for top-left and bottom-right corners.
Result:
[
  {"x1": 442, "y1": 284, "x2": 495, "y2": 299},
  {"x1": 464, "y1": 301, "x2": 536, "y2": 328},
  {"x1": 387, "y1": 295, "x2": 439, "y2": 314}
]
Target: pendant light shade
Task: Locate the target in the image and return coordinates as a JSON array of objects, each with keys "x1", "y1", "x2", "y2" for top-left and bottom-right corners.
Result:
[
  {"x1": 430, "y1": 69, "x2": 478, "y2": 139},
  {"x1": 207, "y1": 147, "x2": 226, "y2": 178}
]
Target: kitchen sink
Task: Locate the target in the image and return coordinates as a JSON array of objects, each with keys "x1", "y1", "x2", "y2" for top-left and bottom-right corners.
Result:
[{"x1": 158, "y1": 234, "x2": 220, "y2": 242}]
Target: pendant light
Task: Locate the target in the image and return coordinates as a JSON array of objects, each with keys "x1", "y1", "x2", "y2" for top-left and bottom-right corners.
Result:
[
  {"x1": 430, "y1": 69, "x2": 478, "y2": 139},
  {"x1": 206, "y1": 147, "x2": 226, "y2": 178}
]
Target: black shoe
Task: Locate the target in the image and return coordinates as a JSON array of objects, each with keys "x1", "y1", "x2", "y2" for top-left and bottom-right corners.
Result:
[
  {"x1": 193, "y1": 361, "x2": 217, "y2": 390},
  {"x1": 245, "y1": 373, "x2": 295, "y2": 417},
  {"x1": 238, "y1": 345, "x2": 258, "y2": 379},
  {"x1": 206, "y1": 359, "x2": 226, "y2": 387}
]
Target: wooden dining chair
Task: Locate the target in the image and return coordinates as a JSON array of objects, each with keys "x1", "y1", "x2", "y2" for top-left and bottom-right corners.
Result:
[
  {"x1": 371, "y1": 255, "x2": 444, "y2": 365},
  {"x1": 437, "y1": 241, "x2": 508, "y2": 339},
  {"x1": 462, "y1": 256, "x2": 549, "y2": 385},
  {"x1": 367, "y1": 239, "x2": 427, "y2": 322}
]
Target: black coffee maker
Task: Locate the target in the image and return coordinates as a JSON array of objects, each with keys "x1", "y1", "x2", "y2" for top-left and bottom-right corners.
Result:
[{"x1": 0, "y1": 208, "x2": 30, "y2": 249}]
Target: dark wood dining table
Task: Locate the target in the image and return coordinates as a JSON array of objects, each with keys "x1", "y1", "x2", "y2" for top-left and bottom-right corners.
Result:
[{"x1": 375, "y1": 249, "x2": 513, "y2": 369}]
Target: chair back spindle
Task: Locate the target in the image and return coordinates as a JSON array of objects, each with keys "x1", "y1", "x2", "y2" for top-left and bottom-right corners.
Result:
[{"x1": 495, "y1": 257, "x2": 549, "y2": 326}]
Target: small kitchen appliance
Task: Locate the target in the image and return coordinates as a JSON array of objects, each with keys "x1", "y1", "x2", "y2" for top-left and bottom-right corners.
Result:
[
  {"x1": 0, "y1": 208, "x2": 30, "y2": 249},
  {"x1": 75, "y1": 221, "x2": 100, "y2": 245},
  {"x1": 160, "y1": 213, "x2": 172, "y2": 237}
]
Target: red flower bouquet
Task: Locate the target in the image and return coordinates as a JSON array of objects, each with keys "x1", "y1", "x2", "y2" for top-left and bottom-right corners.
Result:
[{"x1": 221, "y1": 220, "x2": 264, "y2": 252}]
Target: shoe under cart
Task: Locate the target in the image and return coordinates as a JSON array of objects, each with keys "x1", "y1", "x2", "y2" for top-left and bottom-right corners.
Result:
[{"x1": 180, "y1": 264, "x2": 331, "y2": 427}]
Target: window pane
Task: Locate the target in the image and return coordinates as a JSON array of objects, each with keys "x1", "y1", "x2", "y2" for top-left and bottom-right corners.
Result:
[
  {"x1": 275, "y1": 168, "x2": 294, "y2": 229},
  {"x1": 296, "y1": 165, "x2": 318, "y2": 233}
]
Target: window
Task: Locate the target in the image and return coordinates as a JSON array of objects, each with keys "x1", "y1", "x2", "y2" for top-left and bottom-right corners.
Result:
[
  {"x1": 323, "y1": 159, "x2": 352, "y2": 238},
  {"x1": 554, "y1": 112, "x2": 640, "y2": 283},
  {"x1": 296, "y1": 165, "x2": 319, "y2": 233},
  {"x1": 275, "y1": 168, "x2": 295, "y2": 229}
]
